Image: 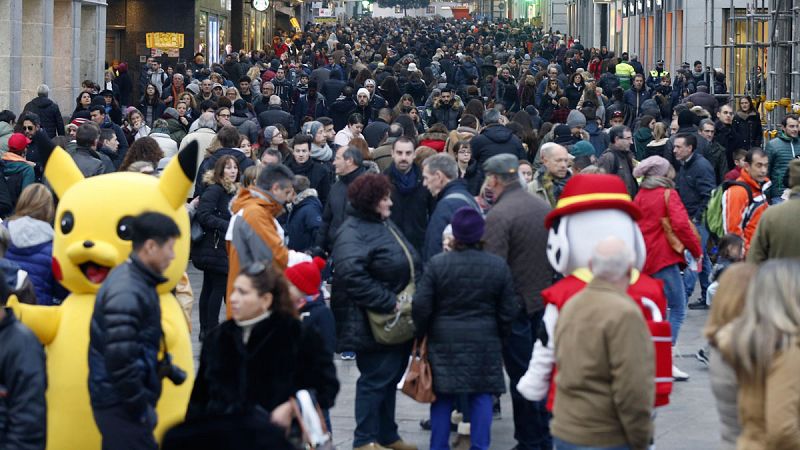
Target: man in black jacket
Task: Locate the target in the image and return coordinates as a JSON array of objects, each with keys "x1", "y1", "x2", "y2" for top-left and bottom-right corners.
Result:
[
  {"x1": 385, "y1": 137, "x2": 434, "y2": 255},
  {"x1": 22, "y1": 84, "x2": 64, "y2": 138},
  {"x1": 0, "y1": 278, "x2": 47, "y2": 450},
  {"x1": 314, "y1": 146, "x2": 365, "y2": 255},
  {"x1": 89, "y1": 212, "x2": 182, "y2": 450}
]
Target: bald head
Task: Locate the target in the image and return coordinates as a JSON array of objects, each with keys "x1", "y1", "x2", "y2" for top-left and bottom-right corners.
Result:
[
  {"x1": 590, "y1": 237, "x2": 634, "y2": 283},
  {"x1": 541, "y1": 143, "x2": 571, "y2": 179}
]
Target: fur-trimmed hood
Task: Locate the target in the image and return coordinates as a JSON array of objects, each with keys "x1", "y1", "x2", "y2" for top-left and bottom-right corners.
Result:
[
  {"x1": 433, "y1": 95, "x2": 464, "y2": 110},
  {"x1": 202, "y1": 169, "x2": 238, "y2": 194}
]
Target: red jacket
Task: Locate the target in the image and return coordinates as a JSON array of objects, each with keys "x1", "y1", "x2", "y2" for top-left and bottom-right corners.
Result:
[{"x1": 634, "y1": 186, "x2": 702, "y2": 274}]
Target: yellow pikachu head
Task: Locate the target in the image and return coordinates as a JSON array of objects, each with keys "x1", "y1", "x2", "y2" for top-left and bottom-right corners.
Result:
[{"x1": 46, "y1": 142, "x2": 199, "y2": 294}]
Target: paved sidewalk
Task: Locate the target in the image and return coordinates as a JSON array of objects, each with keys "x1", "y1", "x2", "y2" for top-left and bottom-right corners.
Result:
[{"x1": 186, "y1": 265, "x2": 722, "y2": 449}]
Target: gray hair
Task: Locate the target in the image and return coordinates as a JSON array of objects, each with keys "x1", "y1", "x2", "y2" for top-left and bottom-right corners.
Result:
[
  {"x1": 699, "y1": 118, "x2": 715, "y2": 130},
  {"x1": 37, "y1": 84, "x2": 49, "y2": 97},
  {"x1": 540, "y1": 142, "x2": 568, "y2": 160},
  {"x1": 590, "y1": 237, "x2": 634, "y2": 282},
  {"x1": 196, "y1": 112, "x2": 217, "y2": 131},
  {"x1": 483, "y1": 109, "x2": 502, "y2": 125},
  {"x1": 269, "y1": 95, "x2": 282, "y2": 106},
  {"x1": 341, "y1": 146, "x2": 364, "y2": 166},
  {"x1": 422, "y1": 153, "x2": 458, "y2": 180},
  {"x1": 173, "y1": 73, "x2": 184, "y2": 81}
]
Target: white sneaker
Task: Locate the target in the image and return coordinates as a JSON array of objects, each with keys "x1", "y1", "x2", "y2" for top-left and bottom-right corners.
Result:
[{"x1": 672, "y1": 364, "x2": 689, "y2": 381}]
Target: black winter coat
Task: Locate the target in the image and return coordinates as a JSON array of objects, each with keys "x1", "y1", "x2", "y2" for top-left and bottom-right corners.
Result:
[
  {"x1": 0, "y1": 308, "x2": 47, "y2": 450},
  {"x1": 191, "y1": 181, "x2": 235, "y2": 274},
  {"x1": 385, "y1": 163, "x2": 434, "y2": 255},
  {"x1": 732, "y1": 111, "x2": 763, "y2": 152},
  {"x1": 315, "y1": 166, "x2": 365, "y2": 253},
  {"x1": 470, "y1": 124, "x2": 526, "y2": 188},
  {"x1": 331, "y1": 208, "x2": 421, "y2": 352},
  {"x1": 676, "y1": 153, "x2": 716, "y2": 221},
  {"x1": 89, "y1": 255, "x2": 165, "y2": 416},
  {"x1": 23, "y1": 96, "x2": 64, "y2": 138},
  {"x1": 187, "y1": 312, "x2": 339, "y2": 419},
  {"x1": 412, "y1": 249, "x2": 518, "y2": 394},
  {"x1": 285, "y1": 193, "x2": 323, "y2": 252},
  {"x1": 286, "y1": 158, "x2": 331, "y2": 205}
]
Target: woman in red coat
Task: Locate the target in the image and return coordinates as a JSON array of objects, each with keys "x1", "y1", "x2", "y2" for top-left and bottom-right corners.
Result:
[{"x1": 633, "y1": 156, "x2": 702, "y2": 381}]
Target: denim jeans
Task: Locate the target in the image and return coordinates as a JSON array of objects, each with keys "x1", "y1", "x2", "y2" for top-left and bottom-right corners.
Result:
[
  {"x1": 682, "y1": 220, "x2": 712, "y2": 300},
  {"x1": 430, "y1": 393, "x2": 493, "y2": 450},
  {"x1": 353, "y1": 346, "x2": 410, "y2": 447},
  {"x1": 652, "y1": 264, "x2": 687, "y2": 344},
  {"x1": 502, "y1": 309, "x2": 551, "y2": 450},
  {"x1": 553, "y1": 436, "x2": 630, "y2": 450}
]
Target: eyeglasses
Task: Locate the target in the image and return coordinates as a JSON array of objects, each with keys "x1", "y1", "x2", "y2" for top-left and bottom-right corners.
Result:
[
  {"x1": 243, "y1": 261, "x2": 268, "y2": 276},
  {"x1": 218, "y1": 113, "x2": 231, "y2": 118}
]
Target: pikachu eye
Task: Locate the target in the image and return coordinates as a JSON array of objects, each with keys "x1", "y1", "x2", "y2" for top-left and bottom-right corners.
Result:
[
  {"x1": 60, "y1": 211, "x2": 74, "y2": 234},
  {"x1": 117, "y1": 216, "x2": 134, "y2": 241}
]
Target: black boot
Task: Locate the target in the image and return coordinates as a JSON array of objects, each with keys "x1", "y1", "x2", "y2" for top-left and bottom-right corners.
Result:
[{"x1": 688, "y1": 299, "x2": 709, "y2": 310}]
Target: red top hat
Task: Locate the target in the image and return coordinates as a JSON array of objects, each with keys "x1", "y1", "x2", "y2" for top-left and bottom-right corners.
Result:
[{"x1": 544, "y1": 174, "x2": 642, "y2": 229}]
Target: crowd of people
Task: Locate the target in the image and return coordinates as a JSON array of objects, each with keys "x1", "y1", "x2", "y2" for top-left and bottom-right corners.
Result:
[{"x1": 1, "y1": 15, "x2": 800, "y2": 450}]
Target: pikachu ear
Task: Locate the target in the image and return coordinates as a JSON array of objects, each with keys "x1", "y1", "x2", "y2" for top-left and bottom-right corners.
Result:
[
  {"x1": 158, "y1": 141, "x2": 199, "y2": 210},
  {"x1": 44, "y1": 146, "x2": 85, "y2": 198}
]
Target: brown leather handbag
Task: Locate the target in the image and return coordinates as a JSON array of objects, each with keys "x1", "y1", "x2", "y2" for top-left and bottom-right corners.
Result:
[
  {"x1": 401, "y1": 337, "x2": 436, "y2": 403},
  {"x1": 661, "y1": 189, "x2": 700, "y2": 254}
]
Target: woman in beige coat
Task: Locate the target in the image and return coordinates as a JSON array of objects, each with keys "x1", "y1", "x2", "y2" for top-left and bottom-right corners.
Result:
[
  {"x1": 703, "y1": 263, "x2": 758, "y2": 449},
  {"x1": 719, "y1": 259, "x2": 800, "y2": 450}
]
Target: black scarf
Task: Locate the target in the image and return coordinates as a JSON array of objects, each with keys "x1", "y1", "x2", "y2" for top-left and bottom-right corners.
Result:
[{"x1": 390, "y1": 163, "x2": 419, "y2": 195}]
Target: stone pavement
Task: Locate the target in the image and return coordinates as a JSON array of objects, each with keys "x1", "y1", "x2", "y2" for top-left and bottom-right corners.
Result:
[{"x1": 186, "y1": 265, "x2": 722, "y2": 449}]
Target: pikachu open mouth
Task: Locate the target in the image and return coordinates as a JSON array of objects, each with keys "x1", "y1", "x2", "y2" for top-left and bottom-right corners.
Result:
[{"x1": 79, "y1": 262, "x2": 112, "y2": 284}]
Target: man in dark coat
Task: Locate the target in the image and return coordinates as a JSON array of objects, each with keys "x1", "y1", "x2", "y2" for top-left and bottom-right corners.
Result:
[
  {"x1": 481, "y1": 154, "x2": 554, "y2": 450},
  {"x1": 320, "y1": 70, "x2": 346, "y2": 108},
  {"x1": 385, "y1": 137, "x2": 434, "y2": 255},
  {"x1": 89, "y1": 105, "x2": 128, "y2": 167},
  {"x1": 313, "y1": 146, "x2": 365, "y2": 255},
  {"x1": 363, "y1": 108, "x2": 391, "y2": 149},
  {"x1": 89, "y1": 212, "x2": 182, "y2": 450},
  {"x1": 0, "y1": 279, "x2": 47, "y2": 450},
  {"x1": 470, "y1": 109, "x2": 527, "y2": 189},
  {"x1": 421, "y1": 153, "x2": 480, "y2": 262},
  {"x1": 22, "y1": 84, "x2": 64, "y2": 138},
  {"x1": 257, "y1": 95, "x2": 295, "y2": 134},
  {"x1": 673, "y1": 132, "x2": 716, "y2": 304},
  {"x1": 429, "y1": 87, "x2": 464, "y2": 131}
]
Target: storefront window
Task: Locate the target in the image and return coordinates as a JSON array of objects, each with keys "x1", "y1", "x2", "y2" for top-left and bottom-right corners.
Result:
[{"x1": 198, "y1": 12, "x2": 208, "y2": 57}]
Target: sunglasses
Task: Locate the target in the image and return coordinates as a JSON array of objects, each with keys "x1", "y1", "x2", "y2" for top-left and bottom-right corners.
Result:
[
  {"x1": 243, "y1": 261, "x2": 268, "y2": 276},
  {"x1": 23, "y1": 126, "x2": 35, "y2": 131}
]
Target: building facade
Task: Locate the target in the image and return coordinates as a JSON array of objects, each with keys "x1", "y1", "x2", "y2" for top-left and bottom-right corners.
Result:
[
  {"x1": 564, "y1": 0, "x2": 770, "y2": 96},
  {"x1": 0, "y1": 0, "x2": 107, "y2": 115}
]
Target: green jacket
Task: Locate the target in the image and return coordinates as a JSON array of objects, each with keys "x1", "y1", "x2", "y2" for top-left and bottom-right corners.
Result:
[
  {"x1": 633, "y1": 126, "x2": 653, "y2": 161},
  {"x1": 0, "y1": 122, "x2": 12, "y2": 157},
  {"x1": 747, "y1": 192, "x2": 800, "y2": 262},
  {"x1": 765, "y1": 131, "x2": 800, "y2": 199}
]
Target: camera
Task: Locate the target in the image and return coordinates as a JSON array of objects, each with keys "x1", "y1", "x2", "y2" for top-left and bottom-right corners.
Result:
[{"x1": 157, "y1": 352, "x2": 186, "y2": 386}]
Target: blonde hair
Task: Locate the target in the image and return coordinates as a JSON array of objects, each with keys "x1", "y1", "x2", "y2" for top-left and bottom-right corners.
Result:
[
  {"x1": 12, "y1": 183, "x2": 55, "y2": 224},
  {"x1": 729, "y1": 259, "x2": 800, "y2": 382},
  {"x1": 703, "y1": 263, "x2": 759, "y2": 346},
  {"x1": 225, "y1": 87, "x2": 241, "y2": 101},
  {"x1": 652, "y1": 122, "x2": 667, "y2": 140}
]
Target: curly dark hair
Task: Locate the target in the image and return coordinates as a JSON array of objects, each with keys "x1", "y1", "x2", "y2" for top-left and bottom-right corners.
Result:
[{"x1": 347, "y1": 173, "x2": 392, "y2": 215}]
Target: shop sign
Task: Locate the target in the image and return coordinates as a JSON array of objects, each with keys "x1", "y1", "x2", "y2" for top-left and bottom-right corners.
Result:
[
  {"x1": 146, "y1": 32, "x2": 185, "y2": 49},
  {"x1": 318, "y1": 7, "x2": 334, "y2": 16}
]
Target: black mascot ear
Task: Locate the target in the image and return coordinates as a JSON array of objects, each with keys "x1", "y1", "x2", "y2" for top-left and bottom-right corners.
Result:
[
  {"x1": 546, "y1": 217, "x2": 570, "y2": 274},
  {"x1": 176, "y1": 141, "x2": 199, "y2": 183}
]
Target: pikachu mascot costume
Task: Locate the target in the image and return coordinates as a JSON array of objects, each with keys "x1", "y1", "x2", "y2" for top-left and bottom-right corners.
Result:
[{"x1": 9, "y1": 140, "x2": 199, "y2": 449}]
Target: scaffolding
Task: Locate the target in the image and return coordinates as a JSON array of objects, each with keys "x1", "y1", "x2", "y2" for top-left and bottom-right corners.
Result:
[{"x1": 703, "y1": 0, "x2": 800, "y2": 129}]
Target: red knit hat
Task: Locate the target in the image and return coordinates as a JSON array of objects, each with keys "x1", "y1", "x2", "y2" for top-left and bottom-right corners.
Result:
[
  {"x1": 285, "y1": 257, "x2": 326, "y2": 295},
  {"x1": 544, "y1": 174, "x2": 642, "y2": 229}
]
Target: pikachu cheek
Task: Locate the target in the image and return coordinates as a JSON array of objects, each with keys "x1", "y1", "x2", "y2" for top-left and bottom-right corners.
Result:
[{"x1": 52, "y1": 257, "x2": 63, "y2": 282}]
